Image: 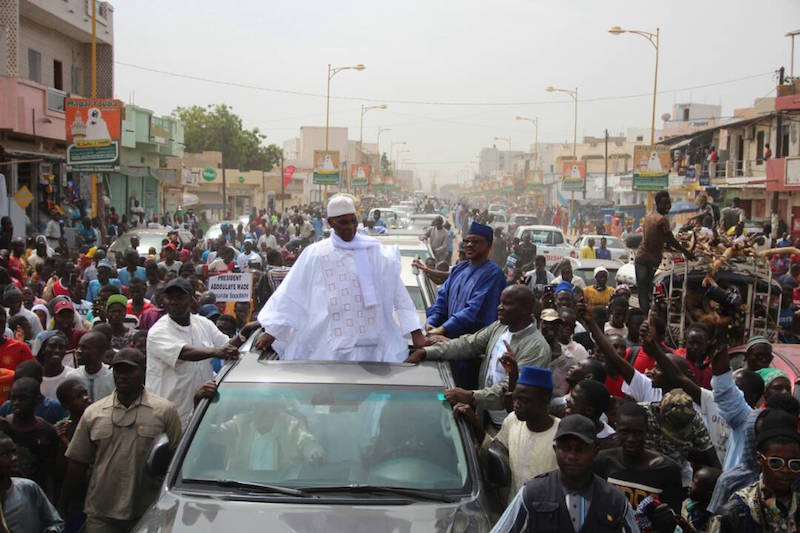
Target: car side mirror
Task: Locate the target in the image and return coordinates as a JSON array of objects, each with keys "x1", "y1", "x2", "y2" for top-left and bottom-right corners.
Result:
[
  {"x1": 484, "y1": 440, "x2": 511, "y2": 489},
  {"x1": 146, "y1": 433, "x2": 172, "y2": 478}
]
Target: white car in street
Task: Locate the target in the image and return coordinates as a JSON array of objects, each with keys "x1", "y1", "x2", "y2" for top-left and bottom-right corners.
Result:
[
  {"x1": 571, "y1": 235, "x2": 628, "y2": 263},
  {"x1": 514, "y1": 225, "x2": 572, "y2": 266}
]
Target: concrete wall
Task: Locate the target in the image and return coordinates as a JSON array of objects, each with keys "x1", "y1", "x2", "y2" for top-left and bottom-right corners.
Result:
[{"x1": 299, "y1": 126, "x2": 348, "y2": 168}]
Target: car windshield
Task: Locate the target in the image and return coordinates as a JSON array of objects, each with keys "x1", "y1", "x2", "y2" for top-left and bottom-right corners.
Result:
[
  {"x1": 110, "y1": 233, "x2": 165, "y2": 253},
  {"x1": 179, "y1": 383, "x2": 470, "y2": 492},
  {"x1": 512, "y1": 216, "x2": 537, "y2": 225},
  {"x1": 586, "y1": 237, "x2": 624, "y2": 249},
  {"x1": 521, "y1": 229, "x2": 562, "y2": 245}
]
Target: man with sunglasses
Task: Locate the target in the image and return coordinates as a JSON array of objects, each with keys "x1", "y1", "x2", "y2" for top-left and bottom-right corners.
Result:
[
  {"x1": 426, "y1": 221, "x2": 506, "y2": 388},
  {"x1": 713, "y1": 409, "x2": 800, "y2": 532},
  {"x1": 62, "y1": 348, "x2": 182, "y2": 533}
]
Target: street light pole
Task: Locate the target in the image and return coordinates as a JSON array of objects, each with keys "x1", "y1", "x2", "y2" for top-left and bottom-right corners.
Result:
[
  {"x1": 546, "y1": 85, "x2": 581, "y2": 226},
  {"x1": 516, "y1": 115, "x2": 539, "y2": 178},
  {"x1": 360, "y1": 104, "x2": 387, "y2": 164},
  {"x1": 324, "y1": 63, "x2": 365, "y2": 203}
]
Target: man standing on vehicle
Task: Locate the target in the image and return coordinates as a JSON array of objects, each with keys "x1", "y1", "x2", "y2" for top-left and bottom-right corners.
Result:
[
  {"x1": 255, "y1": 195, "x2": 425, "y2": 362},
  {"x1": 595, "y1": 237, "x2": 612, "y2": 260},
  {"x1": 426, "y1": 221, "x2": 506, "y2": 388},
  {"x1": 580, "y1": 237, "x2": 596, "y2": 259},
  {"x1": 423, "y1": 216, "x2": 451, "y2": 265},
  {"x1": 635, "y1": 191, "x2": 695, "y2": 317},
  {"x1": 146, "y1": 278, "x2": 258, "y2": 428},
  {"x1": 62, "y1": 348, "x2": 182, "y2": 533}
]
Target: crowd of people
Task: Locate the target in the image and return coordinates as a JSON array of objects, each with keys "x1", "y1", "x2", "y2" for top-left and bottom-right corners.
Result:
[{"x1": 0, "y1": 188, "x2": 797, "y2": 532}]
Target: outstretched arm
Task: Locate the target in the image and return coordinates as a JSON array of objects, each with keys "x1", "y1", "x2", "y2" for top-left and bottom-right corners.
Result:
[
  {"x1": 640, "y1": 322, "x2": 701, "y2": 404},
  {"x1": 583, "y1": 308, "x2": 634, "y2": 383}
]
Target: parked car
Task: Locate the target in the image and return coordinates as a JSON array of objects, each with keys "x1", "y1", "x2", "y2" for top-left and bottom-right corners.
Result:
[
  {"x1": 507, "y1": 214, "x2": 538, "y2": 235},
  {"x1": 109, "y1": 228, "x2": 193, "y2": 260},
  {"x1": 571, "y1": 235, "x2": 628, "y2": 263},
  {"x1": 513, "y1": 225, "x2": 572, "y2": 266},
  {"x1": 367, "y1": 208, "x2": 404, "y2": 229},
  {"x1": 396, "y1": 214, "x2": 440, "y2": 235},
  {"x1": 137, "y1": 357, "x2": 495, "y2": 532},
  {"x1": 551, "y1": 257, "x2": 623, "y2": 288},
  {"x1": 489, "y1": 213, "x2": 508, "y2": 235}
]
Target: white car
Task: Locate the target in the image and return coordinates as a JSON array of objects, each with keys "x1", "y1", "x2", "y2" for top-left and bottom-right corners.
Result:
[
  {"x1": 551, "y1": 257, "x2": 623, "y2": 288},
  {"x1": 489, "y1": 213, "x2": 509, "y2": 234},
  {"x1": 488, "y1": 204, "x2": 507, "y2": 216},
  {"x1": 508, "y1": 213, "x2": 538, "y2": 235},
  {"x1": 367, "y1": 208, "x2": 403, "y2": 229},
  {"x1": 572, "y1": 235, "x2": 628, "y2": 263},
  {"x1": 374, "y1": 234, "x2": 433, "y2": 260},
  {"x1": 514, "y1": 225, "x2": 572, "y2": 266}
]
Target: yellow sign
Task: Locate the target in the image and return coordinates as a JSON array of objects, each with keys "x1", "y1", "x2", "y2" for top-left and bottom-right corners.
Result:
[{"x1": 13, "y1": 186, "x2": 33, "y2": 209}]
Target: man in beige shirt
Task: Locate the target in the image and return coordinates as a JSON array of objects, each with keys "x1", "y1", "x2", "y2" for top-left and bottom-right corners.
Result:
[{"x1": 61, "y1": 348, "x2": 182, "y2": 533}]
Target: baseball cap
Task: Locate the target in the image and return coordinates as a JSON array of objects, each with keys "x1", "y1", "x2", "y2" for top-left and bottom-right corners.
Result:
[
  {"x1": 53, "y1": 300, "x2": 75, "y2": 315},
  {"x1": 164, "y1": 277, "x2": 193, "y2": 295},
  {"x1": 110, "y1": 348, "x2": 146, "y2": 369},
  {"x1": 540, "y1": 308, "x2": 561, "y2": 322},
  {"x1": 199, "y1": 303, "x2": 221, "y2": 320},
  {"x1": 97, "y1": 259, "x2": 115, "y2": 271},
  {"x1": 555, "y1": 414, "x2": 597, "y2": 444}
]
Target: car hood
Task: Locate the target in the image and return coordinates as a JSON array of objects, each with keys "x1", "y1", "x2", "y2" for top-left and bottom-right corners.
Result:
[{"x1": 134, "y1": 492, "x2": 491, "y2": 533}]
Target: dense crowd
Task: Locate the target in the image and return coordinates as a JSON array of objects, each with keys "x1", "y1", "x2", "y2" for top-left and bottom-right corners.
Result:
[{"x1": 0, "y1": 189, "x2": 798, "y2": 532}]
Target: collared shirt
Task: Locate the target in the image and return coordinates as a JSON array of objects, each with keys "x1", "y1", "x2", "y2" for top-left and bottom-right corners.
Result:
[
  {"x1": 494, "y1": 414, "x2": 560, "y2": 500},
  {"x1": 3, "y1": 477, "x2": 64, "y2": 533},
  {"x1": 146, "y1": 314, "x2": 229, "y2": 427},
  {"x1": 485, "y1": 323, "x2": 535, "y2": 425},
  {"x1": 66, "y1": 390, "x2": 182, "y2": 521},
  {"x1": 66, "y1": 364, "x2": 115, "y2": 402}
]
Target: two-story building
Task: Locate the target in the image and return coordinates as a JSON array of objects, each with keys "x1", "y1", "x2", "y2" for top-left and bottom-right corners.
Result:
[{"x1": 0, "y1": 0, "x2": 114, "y2": 233}]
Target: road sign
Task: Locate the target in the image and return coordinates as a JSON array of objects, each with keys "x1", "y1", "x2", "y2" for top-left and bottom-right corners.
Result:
[{"x1": 13, "y1": 186, "x2": 33, "y2": 209}]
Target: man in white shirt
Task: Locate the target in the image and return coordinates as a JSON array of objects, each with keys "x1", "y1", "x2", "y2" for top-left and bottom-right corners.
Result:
[
  {"x1": 550, "y1": 259, "x2": 586, "y2": 289},
  {"x1": 146, "y1": 278, "x2": 259, "y2": 428},
  {"x1": 4, "y1": 286, "x2": 42, "y2": 338},
  {"x1": 44, "y1": 211, "x2": 61, "y2": 249},
  {"x1": 255, "y1": 195, "x2": 424, "y2": 362},
  {"x1": 257, "y1": 226, "x2": 278, "y2": 251},
  {"x1": 557, "y1": 307, "x2": 589, "y2": 362},
  {"x1": 236, "y1": 239, "x2": 261, "y2": 270},
  {"x1": 67, "y1": 331, "x2": 114, "y2": 402}
]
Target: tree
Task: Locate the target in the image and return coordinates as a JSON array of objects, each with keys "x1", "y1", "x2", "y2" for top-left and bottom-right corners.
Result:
[{"x1": 173, "y1": 104, "x2": 282, "y2": 172}]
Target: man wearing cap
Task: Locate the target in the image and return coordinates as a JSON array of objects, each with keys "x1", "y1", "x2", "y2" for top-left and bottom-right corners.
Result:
[
  {"x1": 423, "y1": 216, "x2": 451, "y2": 265},
  {"x1": 406, "y1": 285, "x2": 550, "y2": 432},
  {"x1": 86, "y1": 259, "x2": 122, "y2": 303},
  {"x1": 147, "y1": 278, "x2": 257, "y2": 428},
  {"x1": 62, "y1": 348, "x2": 182, "y2": 532},
  {"x1": 106, "y1": 294, "x2": 134, "y2": 351},
  {"x1": 458, "y1": 365, "x2": 560, "y2": 501},
  {"x1": 494, "y1": 414, "x2": 639, "y2": 532},
  {"x1": 51, "y1": 299, "x2": 87, "y2": 367},
  {"x1": 583, "y1": 266, "x2": 615, "y2": 308},
  {"x1": 713, "y1": 409, "x2": 800, "y2": 532},
  {"x1": 255, "y1": 195, "x2": 424, "y2": 362},
  {"x1": 157, "y1": 243, "x2": 182, "y2": 275}
]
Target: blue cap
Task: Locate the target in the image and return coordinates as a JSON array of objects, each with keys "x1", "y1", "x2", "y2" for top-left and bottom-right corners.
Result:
[
  {"x1": 517, "y1": 365, "x2": 553, "y2": 390},
  {"x1": 199, "y1": 303, "x2": 221, "y2": 320},
  {"x1": 555, "y1": 281, "x2": 573, "y2": 294},
  {"x1": 468, "y1": 221, "x2": 493, "y2": 242}
]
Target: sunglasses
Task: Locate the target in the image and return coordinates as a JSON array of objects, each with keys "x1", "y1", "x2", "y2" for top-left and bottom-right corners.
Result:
[{"x1": 758, "y1": 453, "x2": 800, "y2": 472}]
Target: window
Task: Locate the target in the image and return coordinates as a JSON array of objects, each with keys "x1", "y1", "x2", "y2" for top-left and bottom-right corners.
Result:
[
  {"x1": 53, "y1": 60, "x2": 63, "y2": 90},
  {"x1": 781, "y1": 125, "x2": 790, "y2": 158},
  {"x1": 27, "y1": 49, "x2": 41, "y2": 83},
  {"x1": 682, "y1": 108, "x2": 690, "y2": 121},
  {"x1": 756, "y1": 131, "x2": 765, "y2": 164}
]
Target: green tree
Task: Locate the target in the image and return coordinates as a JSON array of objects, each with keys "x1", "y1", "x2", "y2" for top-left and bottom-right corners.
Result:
[{"x1": 173, "y1": 104, "x2": 282, "y2": 171}]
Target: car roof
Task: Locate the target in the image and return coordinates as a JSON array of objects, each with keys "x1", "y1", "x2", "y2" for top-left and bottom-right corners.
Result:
[
  {"x1": 516, "y1": 225, "x2": 563, "y2": 232},
  {"x1": 578, "y1": 235, "x2": 623, "y2": 242},
  {"x1": 225, "y1": 357, "x2": 448, "y2": 387}
]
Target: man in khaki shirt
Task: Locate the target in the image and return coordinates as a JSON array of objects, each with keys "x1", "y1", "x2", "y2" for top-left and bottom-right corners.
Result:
[{"x1": 62, "y1": 348, "x2": 182, "y2": 533}]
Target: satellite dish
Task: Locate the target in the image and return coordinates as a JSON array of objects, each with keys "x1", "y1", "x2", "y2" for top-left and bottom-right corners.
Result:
[{"x1": 661, "y1": 113, "x2": 671, "y2": 122}]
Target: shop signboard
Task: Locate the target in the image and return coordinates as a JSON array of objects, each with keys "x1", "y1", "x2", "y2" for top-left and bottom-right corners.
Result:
[
  {"x1": 633, "y1": 145, "x2": 670, "y2": 192},
  {"x1": 313, "y1": 150, "x2": 340, "y2": 185},
  {"x1": 201, "y1": 167, "x2": 217, "y2": 182},
  {"x1": 65, "y1": 98, "x2": 122, "y2": 168},
  {"x1": 350, "y1": 164, "x2": 370, "y2": 187},
  {"x1": 561, "y1": 161, "x2": 586, "y2": 191}
]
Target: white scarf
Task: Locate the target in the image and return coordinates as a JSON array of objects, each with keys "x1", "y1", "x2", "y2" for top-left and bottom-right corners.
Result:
[{"x1": 330, "y1": 230, "x2": 380, "y2": 307}]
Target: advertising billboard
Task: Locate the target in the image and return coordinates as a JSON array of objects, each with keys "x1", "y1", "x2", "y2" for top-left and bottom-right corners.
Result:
[
  {"x1": 633, "y1": 145, "x2": 670, "y2": 191},
  {"x1": 313, "y1": 150, "x2": 340, "y2": 185},
  {"x1": 65, "y1": 98, "x2": 122, "y2": 167},
  {"x1": 561, "y1": 160, "x2": 586, "y2": 192}
]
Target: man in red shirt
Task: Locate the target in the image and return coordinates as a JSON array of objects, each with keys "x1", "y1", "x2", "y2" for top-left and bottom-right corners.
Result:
[{"x1": 0, "y1": 307, "x2": 33, "y2": 370}]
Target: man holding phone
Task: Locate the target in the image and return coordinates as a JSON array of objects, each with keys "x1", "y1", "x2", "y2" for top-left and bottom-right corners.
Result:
[{"x1": 525, "y1": 255, "x2": 554, "y2": 299}]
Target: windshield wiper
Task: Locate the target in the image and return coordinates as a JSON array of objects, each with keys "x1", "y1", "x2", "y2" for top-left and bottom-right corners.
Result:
[
  {"x1": 304, "y1": 484, "x2": 460, "y2": 502},
  {"x1": 182, "y1": 478, "x2": 314, "y2": 498}
]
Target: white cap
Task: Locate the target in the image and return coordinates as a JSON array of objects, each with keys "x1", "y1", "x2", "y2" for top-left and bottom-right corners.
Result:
[
  {"x1": 327, "y1": 195, "x2": 356, "y2": 218},
  {"x1": 593, "y1": 266, "x2": 608, "y2": 277}
]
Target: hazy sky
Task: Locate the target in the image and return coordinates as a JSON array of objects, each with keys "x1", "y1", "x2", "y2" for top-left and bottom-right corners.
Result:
[{"x1": 114, "y1": 0, "x2": 799, "y2": 185}]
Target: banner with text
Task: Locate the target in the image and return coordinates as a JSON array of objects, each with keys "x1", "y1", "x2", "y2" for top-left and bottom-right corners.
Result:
[
  {"x1": 65, "y1": 98, "x2": 123, "y2": 168},
  {"x1": 208, "y1": 272, "x2": 253, "y2": 302},
  {"x1": 313, "y1": 150, "x2": 340, "y2": 185},
  {"x1": 633, "y1": 145, "x2": 670, "y2": 192},
  {"x1": 561, "y1": 161, "x2": 586, "y2": 192}
]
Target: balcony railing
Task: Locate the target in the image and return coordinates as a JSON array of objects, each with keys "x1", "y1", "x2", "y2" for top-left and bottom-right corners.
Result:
[{"x1": 47, "y1": 88, "x2": 65, "y2": 112}]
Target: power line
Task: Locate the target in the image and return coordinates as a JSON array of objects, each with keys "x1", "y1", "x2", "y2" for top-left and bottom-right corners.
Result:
[{"x1": 115, "y1": 61, "x2": 773, "y2": 107}]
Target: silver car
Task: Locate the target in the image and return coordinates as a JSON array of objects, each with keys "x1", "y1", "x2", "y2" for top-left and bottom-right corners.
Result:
[{"x1": 137, "y1": 357, "x2": 495, "y2": 533}]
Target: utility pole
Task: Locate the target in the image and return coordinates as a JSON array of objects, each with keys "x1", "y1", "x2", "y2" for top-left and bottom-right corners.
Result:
[
  {"x1": 280, "y1": 151, "x2": 285, "y2": 214},
  {"x1": 221, "y1": 127, "x2": 227, "y2": 218},
  {"x1": 604, "y1": 129, "x2": 609, "y2": 200}
]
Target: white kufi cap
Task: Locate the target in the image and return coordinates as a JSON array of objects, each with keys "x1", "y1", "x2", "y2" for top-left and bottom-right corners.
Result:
[{"x1": 327, "y1": 195, "x2": 356, "y2": 218}]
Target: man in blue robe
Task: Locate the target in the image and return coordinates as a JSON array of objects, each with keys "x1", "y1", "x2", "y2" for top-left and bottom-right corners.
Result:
[{"x1": 426, "y1": 221, "x2": 506, "y2": 388}]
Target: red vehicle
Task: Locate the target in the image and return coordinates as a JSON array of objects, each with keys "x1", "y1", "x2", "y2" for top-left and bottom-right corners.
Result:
[{"x1": 729, "y1": 343, "x2": 800, "y2": 400}]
